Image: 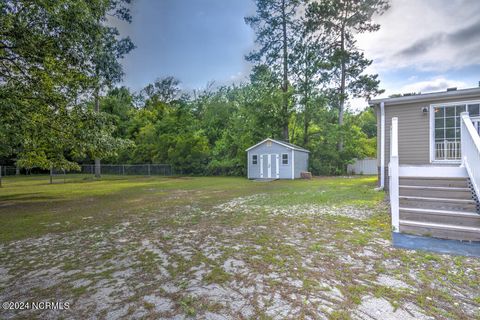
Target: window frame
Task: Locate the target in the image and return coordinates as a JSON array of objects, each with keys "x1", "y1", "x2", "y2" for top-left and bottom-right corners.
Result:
[
  {"x1": 281, "y1": 153, "x2": 289, "y2": 165},
  {"x1": 429, "y1": 99, "x2": 480, "y2": 163},
  {"x1": 252, "y1": 154, "x2": 258, "y2": 165}
]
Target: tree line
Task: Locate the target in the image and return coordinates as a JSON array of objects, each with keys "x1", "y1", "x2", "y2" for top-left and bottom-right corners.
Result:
[{"x1": 0, "y1": 0, "x2": 388, "y2": 177}]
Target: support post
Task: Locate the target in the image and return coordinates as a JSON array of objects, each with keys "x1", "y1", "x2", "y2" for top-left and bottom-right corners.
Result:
[
  {"x1": 390, "y1": 117, "x2": 399, "y2": 232},
  {"x1": 94, "y1": 158, "x2": 101, "y2": 178},
  {"x1": 380, "y1": 101, "x2": 385, "y2": 189}
]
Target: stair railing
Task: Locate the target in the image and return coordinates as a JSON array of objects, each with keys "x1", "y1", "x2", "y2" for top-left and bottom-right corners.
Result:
[
  {"x1": 460, "y1": 112, "x2": 480, "y2": 201},
  {"x1": 389, "y1": 117, "x2": 400, "y2": 232}
]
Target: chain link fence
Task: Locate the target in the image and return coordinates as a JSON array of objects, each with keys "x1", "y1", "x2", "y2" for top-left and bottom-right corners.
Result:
[
  {"x1": 0, "y1": 164, "x2": 174, "y2": 177},
  {"x1": 79, "y1": 164, "x2": 173, "y2": 176}
]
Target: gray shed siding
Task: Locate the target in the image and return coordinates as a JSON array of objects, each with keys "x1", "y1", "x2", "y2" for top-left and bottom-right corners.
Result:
[
  {"x1": 247, "y1": 143, "x2": 293, "y2": 179},
  {"x1": 293, "y1": 150, "x2": 309, "y2": 178},
  {"x1": 247, "y1": 141, "x2": 308, "y2": 179}
]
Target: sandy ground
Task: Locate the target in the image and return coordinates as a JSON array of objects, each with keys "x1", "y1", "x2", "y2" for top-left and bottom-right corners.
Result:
[{"x1": 0, "y1": 194, "x2": 479, "y2": 319}]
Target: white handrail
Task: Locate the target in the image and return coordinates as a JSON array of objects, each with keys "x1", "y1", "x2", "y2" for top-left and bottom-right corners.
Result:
[
  {"x1": 460, "y1": 112, "x2": 480, "y2": 201},
  {"x1": 389, "y1": 117, "x2": 399, "y2": 232}
]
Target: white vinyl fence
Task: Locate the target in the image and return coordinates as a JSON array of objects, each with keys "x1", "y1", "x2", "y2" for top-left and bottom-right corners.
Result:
[{"x1": 347, "y1": 158, "x2": 377, "y2": 175}]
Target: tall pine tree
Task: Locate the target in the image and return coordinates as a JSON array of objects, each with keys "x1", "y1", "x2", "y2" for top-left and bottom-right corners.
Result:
[
  {"x1": 245, "y1": 0, "x2": 301, "y2": 141},
  {"x1": 307, "y1": 0, "x2": 389, "y2": 151}
]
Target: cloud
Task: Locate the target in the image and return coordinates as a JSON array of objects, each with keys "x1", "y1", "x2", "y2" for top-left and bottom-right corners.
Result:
[
  {"x1": 356, "y1": 0, "x2": 480, "y2": 72},
  {"x1": 397, "y1": 33, "x2": 445, "y2": 57},
  {"x1": 398, "y1": 77, "x2": 467, "y2": 94},
  {"x1": 398, "y1": 20, "x2": 480, "y2": 59}
]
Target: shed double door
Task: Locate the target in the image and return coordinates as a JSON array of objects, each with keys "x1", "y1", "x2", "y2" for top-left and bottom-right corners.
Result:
[{"x1": 260, "y1": 154, "x2": 279, "y2": 179}]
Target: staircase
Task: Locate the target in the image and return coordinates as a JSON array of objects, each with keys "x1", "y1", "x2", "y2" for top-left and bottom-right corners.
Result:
[{"x1": 398, "y1": 176, "x2": 480, "y2": 241}]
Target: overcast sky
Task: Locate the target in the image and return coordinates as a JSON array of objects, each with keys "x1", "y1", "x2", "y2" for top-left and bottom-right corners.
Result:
[{"x1": 119, "y1": 0, "x2": 480, "y2": 110}]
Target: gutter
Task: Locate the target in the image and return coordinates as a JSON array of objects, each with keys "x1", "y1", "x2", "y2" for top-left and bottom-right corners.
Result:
[{"x1": 369, "y1": 87, "x2": 480, "y2": 106}]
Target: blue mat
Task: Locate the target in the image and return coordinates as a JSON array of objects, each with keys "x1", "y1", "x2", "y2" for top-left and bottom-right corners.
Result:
[{"x1": 392, "y1": 232, "x2": 480, "y2": 258}]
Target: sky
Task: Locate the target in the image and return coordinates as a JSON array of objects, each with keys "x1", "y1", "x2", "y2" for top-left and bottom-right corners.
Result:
[{"x1": 119, "y1": 0, "x2": 480, "y2": 111}]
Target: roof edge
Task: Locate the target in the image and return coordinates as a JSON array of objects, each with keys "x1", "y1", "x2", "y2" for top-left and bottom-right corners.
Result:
[
  {"x1": 245, "y1": 138, "x2": 310, "y2": 153},
  {"x1": 369, "y1": 87, "x2": 480, "y2": 106}
]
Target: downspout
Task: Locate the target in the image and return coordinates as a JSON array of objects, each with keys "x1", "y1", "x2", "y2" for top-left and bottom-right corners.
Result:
[{"x1": 379, "y1": 101, "x2": 385, "y2": 190}]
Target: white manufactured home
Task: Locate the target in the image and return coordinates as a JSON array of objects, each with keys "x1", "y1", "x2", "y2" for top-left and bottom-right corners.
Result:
[
  {"x1": 246, "y1": 138, "x2": 309, "y2": 179},
  {"x1": 370, "y1": 87, "x2": 480, "y2": 254}
]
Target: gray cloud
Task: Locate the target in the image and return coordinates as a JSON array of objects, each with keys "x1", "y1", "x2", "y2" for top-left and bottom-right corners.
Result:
[
  {"x1": 400, "y1": 77, "x2": 467, "y2": 95},
  {"x1": 449, "y1": 19, "x2": 480, "y2": 45},
  {"x1": 420, "y1": 81, "x2": 456, "y2": 92},
  {"x1": 398, "y1": 19, "x2": 480, "y2": 58},
  {"x1": 398, "y1": 33, "x2": 445, "y2": 57}
]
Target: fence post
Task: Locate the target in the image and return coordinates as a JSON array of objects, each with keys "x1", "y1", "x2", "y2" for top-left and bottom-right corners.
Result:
[
  {"x1": 122, "y1": 165, "x2": 125, "y2": 175},
  {"x1": 50, "y1": 167, "x2": 53, "y2": 184},
  {"x1": 390, "y1": 117, "x2": 400, "y2": 232},
  {"x1": 147, "y1": 164, "x2": 151, "y2": 176},
  {"x1": 0, "y1": 165, "x2": 2, "y2": 187}
]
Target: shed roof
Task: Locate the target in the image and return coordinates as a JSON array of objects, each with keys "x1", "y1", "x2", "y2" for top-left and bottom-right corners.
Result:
[
  {"x1": 369, "y1": 87, "x2": 480, "y2": 106},
  {"x1": 245, "y1": 138, "x2": 310, "y2": 153}
]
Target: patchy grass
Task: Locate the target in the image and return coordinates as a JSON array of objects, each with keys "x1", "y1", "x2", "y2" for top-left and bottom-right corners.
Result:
[
  {"x1": 0, "y1": 175, "x2": 380, "y2": 243},
  {"x1": 0, "y1": 175, "x2": 478, "y2": 320}
]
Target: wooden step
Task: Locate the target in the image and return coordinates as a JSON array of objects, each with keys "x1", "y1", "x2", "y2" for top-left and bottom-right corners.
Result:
[
  {"x1": 399, "y1": 177, "x2": 469, "y2": 188},
  {"x1": 399, "y1": 196, "x2": 477, "y2": 212},
  {"x1": 400, "y1": 220, "x2": 480, "y2": 241},
  {"x1": 399, "y1": 185, "x2": 473, "y2": 199},
  {"x1": 400, "y1": 207, "x2": 480, "y2": 227}
]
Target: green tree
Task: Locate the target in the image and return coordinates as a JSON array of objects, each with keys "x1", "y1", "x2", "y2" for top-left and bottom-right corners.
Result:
[
  {"x1": 245, "y1": 0, "x2": 300, "y2": 141},
  {"x1": 0, "y1": 0, "x2": 134, "y2": 175},
  {"x1": 91, "y1": 2, "x2": 135, "y2": 178},
  {"x1": 289, "y1": 15, "x2": 329, "y2": 146},
  {"x1": 307, "y1": 0, "x2": 388, "y2": 151}
]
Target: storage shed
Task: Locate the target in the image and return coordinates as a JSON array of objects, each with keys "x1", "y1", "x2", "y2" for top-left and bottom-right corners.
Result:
[{"x1": 246, "y1": 138, "x2": 310, "y2": 179}]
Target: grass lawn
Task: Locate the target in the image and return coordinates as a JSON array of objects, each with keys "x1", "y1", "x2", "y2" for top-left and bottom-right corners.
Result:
[{"x1": 0, "y1": 175, "x2": 479, "y2": 319}]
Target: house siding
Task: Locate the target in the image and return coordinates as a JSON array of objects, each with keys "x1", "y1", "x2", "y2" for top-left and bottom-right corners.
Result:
[
  {"x1": 377, "y1": 93, "x2": 480, "y2": 189},
  {"x1": 384, "y1": 102, "x2": 430, "y2": 165}
]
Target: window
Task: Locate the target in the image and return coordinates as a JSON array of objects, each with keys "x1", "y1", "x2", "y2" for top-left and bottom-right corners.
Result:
[
  {"x1": 282, "y1": 153, "x2": 288, "y2": 165},
  {"x1": 252, "y1": 155, "x2": 258, "y2": 165},
  {"x1": 433, "y1": 102, "x2": 480, "y2": 161}
]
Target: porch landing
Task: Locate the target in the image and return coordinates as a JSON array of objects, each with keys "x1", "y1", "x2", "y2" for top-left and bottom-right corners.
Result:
[{"x1": 392, "y1": 232, "x2": 480, "y2": 258}]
